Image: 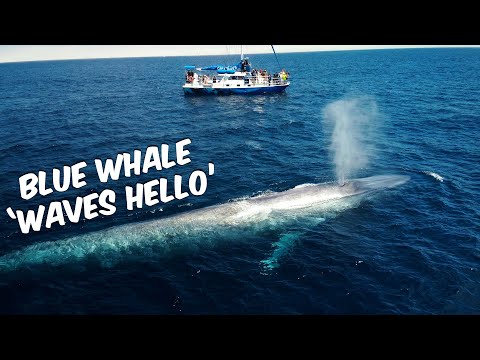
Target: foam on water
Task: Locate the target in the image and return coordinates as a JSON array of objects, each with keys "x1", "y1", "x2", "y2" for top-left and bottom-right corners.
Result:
[{"x1": 424, "y1": 171, "x2": 444, "y2": 182}]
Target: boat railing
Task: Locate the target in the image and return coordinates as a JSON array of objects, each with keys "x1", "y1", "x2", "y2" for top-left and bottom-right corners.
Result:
[
  {"x1": 245, "y1": 75, "x2": 288, "y2": 86},
  {"x1": 184, "y1": 73, "x2": 289, "y2": 87}
]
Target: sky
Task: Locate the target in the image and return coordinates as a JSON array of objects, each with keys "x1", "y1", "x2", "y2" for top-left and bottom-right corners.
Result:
[{"x1": 0, "y1": 45, "x2": 478, "y2": 64}]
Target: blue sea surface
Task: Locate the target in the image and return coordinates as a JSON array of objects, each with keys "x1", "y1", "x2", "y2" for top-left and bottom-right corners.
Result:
[{"x1": 0, "y1": 48, "x2": 479, "y2": 314}]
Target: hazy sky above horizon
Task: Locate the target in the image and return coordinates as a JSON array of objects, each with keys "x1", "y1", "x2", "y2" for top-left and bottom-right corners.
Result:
[{"x1": 0, "y1": 45, "x2": 478, "y2": 63}]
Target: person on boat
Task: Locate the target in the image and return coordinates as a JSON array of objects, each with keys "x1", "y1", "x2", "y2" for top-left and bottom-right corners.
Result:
[
  {"x1": 186, "y1": 70, "x2": 194, "y2": 83},
  {"x1": 240, "y1": 60, "x2": 247, "y2": 72},
  {"x1": 261, "y1": 69, "x2": 267, "y2": 84},
  {"x1": 280, "y1": 69, "x2": 289, "y2": 81},
  {"x1": 193, "y1": 72, "x2": 199, "y2": 84},
  {"x1": 244, "y1": 57, "x2": 251, "y2": 72}
]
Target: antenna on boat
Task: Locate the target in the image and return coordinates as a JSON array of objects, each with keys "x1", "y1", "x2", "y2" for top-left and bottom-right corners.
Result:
[
  {"x1": 240, "y1": 45, "x2": 244, "y2": 60},
  {"x1": 271, "y1": 45, "x2": 282, "y2": 69}
]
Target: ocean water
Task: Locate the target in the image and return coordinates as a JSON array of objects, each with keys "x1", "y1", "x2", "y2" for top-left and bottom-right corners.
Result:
[{"x1": 0, "y1": 48, "x2": 479, "y2": 314}]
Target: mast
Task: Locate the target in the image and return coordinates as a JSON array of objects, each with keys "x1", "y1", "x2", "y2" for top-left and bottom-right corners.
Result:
[
  {"x1": 271, "y1": 45, "x2": 281, "y2": 69},
  {"x1": 240, "y1": 45, "x2": 244, "y2": 60}
]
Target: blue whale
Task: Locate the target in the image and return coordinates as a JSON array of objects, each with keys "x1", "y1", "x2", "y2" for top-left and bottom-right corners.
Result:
[{"x1": 0, "y1": 175, "x2": 409, "y2": 272}]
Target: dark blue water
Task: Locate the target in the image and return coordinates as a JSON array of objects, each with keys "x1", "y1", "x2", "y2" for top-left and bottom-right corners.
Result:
[{"x1": 0, "y1": 48, "x2": 479, "y2": 314}]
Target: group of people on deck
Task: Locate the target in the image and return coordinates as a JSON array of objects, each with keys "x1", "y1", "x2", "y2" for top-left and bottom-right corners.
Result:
[
  {"x1": 249, "y1": 68, "x2": 289, "y2": 84},
  {"x1": 185, "y1": 66, "x2": 289, "y2": 86}
]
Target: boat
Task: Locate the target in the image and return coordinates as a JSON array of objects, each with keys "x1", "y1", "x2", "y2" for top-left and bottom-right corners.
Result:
[{"x1": 183, "y1": 45, "x2": 290, "y2": 95}]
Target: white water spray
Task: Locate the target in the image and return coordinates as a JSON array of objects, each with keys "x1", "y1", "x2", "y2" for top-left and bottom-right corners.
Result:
[
  {"x1": 322, "y1": 97, "x2": 378, "y2": 185},
  {"x1": 423, "y1": 171, "x2": 444, "y2": 182}
]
